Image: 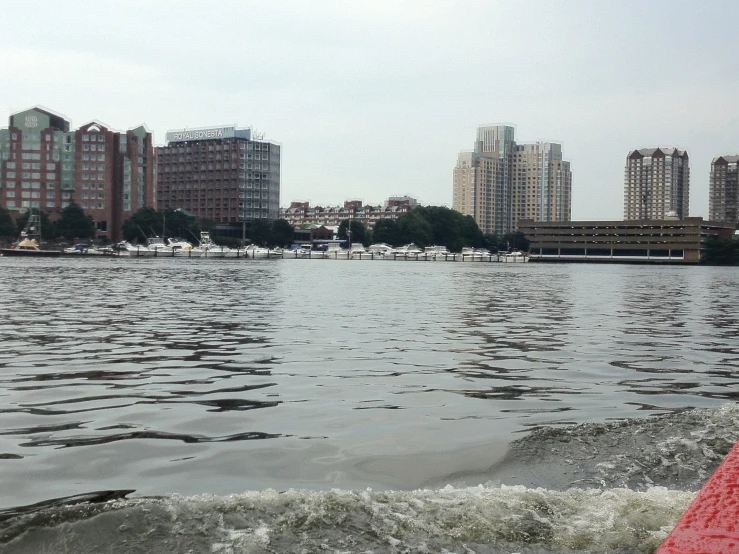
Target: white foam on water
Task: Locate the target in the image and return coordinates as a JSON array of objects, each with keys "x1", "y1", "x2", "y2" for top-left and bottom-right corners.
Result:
[
  {"x1": 3, "y1": 484, "x2": 691, "y2": 553},
  {"x1": 7, "y1": 403, "x2": 739, "y2": 553}
]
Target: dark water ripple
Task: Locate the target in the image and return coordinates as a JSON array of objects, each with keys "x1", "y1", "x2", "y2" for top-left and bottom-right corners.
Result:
[{"x1": 1, "y1": 258, "x2": 739, "y2": 513}]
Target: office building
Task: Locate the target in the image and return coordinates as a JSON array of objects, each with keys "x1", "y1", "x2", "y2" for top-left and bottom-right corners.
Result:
[
  {"x1": 709, "y1": 155, "x2": 739, "y2": 224},
  {"x1": 624, "y1": 148, "x2": 689, "y2": 220},
  {"x1": 0, "y1": 106, "x2": 154, "y2": 242},
  {"x1": 156, "y1": 126, "x2": 280, "y2": 230},
  {"x1": 452, "y1": 125, "x2": 571, "y2": 235}
]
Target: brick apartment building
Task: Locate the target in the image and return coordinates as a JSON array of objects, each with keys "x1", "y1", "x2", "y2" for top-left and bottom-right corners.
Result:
[
  {"x1": 156, "y1": 126, "x2": 280, "y2": 235},
  {"x1": 0, "y1": 106, "x2": 154, "y2": 242},
  {"x1": 280, "y1": 198, "x2": 415, "y2": 229}
]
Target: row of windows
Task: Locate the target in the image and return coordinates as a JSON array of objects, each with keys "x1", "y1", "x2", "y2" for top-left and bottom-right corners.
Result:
[
  {"x1": 81, "y1": 134, "x2": 106, "y2": 142},
  {"x1": 162, "y1": 142, "x2": 274, "y2": 154},
  {"x1": 81, "y1": 144, "x2": 105, "y2": 152}
]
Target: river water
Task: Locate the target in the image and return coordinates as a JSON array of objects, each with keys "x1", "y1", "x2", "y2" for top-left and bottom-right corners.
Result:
[{"x1": 1, "y1": 257, "x2": 738, "y2": 553}]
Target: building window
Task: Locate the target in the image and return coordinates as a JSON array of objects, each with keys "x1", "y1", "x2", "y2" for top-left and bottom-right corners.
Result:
[{"x1": 82, "y1": 134, "x2": 89, "y2": 141}]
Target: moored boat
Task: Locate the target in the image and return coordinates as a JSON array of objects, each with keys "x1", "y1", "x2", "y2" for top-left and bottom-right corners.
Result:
[
  {"x1": 0, "y1": 213, "x2": 61, "y2": 257},
  {"x1": 499, "y1": 250, "x2": 529, "y2": 263}
]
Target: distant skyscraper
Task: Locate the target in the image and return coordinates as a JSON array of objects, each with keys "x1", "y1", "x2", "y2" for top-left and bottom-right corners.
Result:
[
  {"x1": 452, "y1": 125, "x2": 571, "y2": 234},
  {"x1": 709, "y1": 155, "x2": 739, "y2": 224},
  {"x1": 624, "y1": 148, "x2": 689, "y2": 220}
]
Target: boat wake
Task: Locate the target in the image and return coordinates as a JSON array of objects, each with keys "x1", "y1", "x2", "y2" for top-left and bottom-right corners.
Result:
[
  {"x1": 2, "y1": 403, "x2": 738, "y2": 554},
  {"x1": 0, "y1": 486, "x2": 692, "y2": 554}
]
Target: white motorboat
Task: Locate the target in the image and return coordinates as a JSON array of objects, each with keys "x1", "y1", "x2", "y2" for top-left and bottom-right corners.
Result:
[
  {"x1": 197, "y1": 232, "x2": 229, "y2": 258},
  {"x1": 64, "y1": 243, "x2": 115, "y2": 255},
  {"x1": 499, "y1": 251, "x2": 530, "y2": 263},
  {"x1": 461, "y1": 247, "x2": 482, "y2": 262},
  {"x1": 116, "y1": 241, "x2": 154, "y2": 257},
  {"x1": 394, "y1": 243, "x2": 423, "y2": 260},
  {"x1": 326, "y1": 243, "x2": 350, "y2": 259},
  {"x1": 243, "y1": 245, "x2": 272, "y2": 259},
  {"x1": 425, "y1": 245, "x2": 453, "y2": 261},
  {"x1": 368, "y1": 243, "x2": 395, "y2": 258},
  {"x1": 349, "y1": 243, "x2": 373, "y2": 259},
  {"x1": 147, "y1": 236, "x2": 175, "y2": 257},
  {"x1": 284, "y1": 246, "x2": 311, "y2": 258}
]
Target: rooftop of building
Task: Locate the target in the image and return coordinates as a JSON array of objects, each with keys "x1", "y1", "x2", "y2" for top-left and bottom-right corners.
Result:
[
  {"x1": 712, "y1": 155, "x2": 739, "y2": 164},
  {"x1": 628, "y1": 147, "x2": 688, "y2": 159}
]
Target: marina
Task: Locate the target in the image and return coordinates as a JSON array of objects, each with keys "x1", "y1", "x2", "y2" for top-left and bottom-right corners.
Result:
[{"x1": 4, "y1": 241, "x2": 531, "y2": 262}]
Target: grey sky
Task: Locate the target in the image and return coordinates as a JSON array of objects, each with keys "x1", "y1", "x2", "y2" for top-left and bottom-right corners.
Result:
[{"x1": 2, "y1": 0, "x2": 737, "y2": 219}]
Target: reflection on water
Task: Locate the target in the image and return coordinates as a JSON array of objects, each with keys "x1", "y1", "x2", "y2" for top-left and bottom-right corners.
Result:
[{"x1": 1, "y1": 259, "x2": 739, "y2": 508}]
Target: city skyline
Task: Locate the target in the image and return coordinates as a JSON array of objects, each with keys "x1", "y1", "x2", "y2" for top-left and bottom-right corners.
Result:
[{"x1": 2, "y1": 1, "x2": 738, "y2": 220}]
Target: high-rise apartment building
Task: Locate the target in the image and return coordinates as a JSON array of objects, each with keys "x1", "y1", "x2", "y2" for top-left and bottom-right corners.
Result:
[
  {"x1": 0, "y1": 106, "x2": 154, "y2": 241},
  {"x1": 709, "y1": 155, "x2": 739, "y2": 224},
  {"x1": 156, "y1": 126, "x2": 280, "y2": 229},
  {"x1": 624, "y1": 148, "x2": 689, "y2": 220},
  {"x1": 452, "y1": 125, "x2": 571, "y2": 235}
]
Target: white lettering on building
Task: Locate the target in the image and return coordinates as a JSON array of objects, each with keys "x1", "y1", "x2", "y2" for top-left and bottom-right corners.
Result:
[{"x1": 172, "y1": 129, "x2": 225, "y2": 141}]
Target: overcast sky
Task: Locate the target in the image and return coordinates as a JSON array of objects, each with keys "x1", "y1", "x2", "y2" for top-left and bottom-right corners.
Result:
[{"x1": 2, "y1": 0, "x2": 737, "y2": 219}]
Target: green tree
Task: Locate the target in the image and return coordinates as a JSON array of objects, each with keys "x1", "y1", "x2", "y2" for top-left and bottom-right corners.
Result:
[
  {"x1": 501, "y1": 231, "x2": 530, "y2": 252},
  {"x1": 483, "y1": 233, "x2": 502, "y2": 252},
  {"x1": 162, "y1": 208, "x2": 192, "y2": 239},
  {"x1": 337, "y1": 219, "x2": 368, "y2": 245},
  {"x1": 703, "y1": 237, "x2": 739, "y2": 265},
  {"x1": 390, "y1": 206, "x2": 491, "y2": 251},
  {"x1": 271, "y1": 219, "x2": 294, "y2": 247},
  {"x1": 56, "y1": 203, "x2": 95, "y2": 240},
  {"x1": 395, "y1": 210, "x2": 433, "y2": 247},
  {"x1": 249, "y1": 219, "x2": 272, "y2": 246},
  {"x1": 122, "y1": 207, "x2": 161, "y2": 243},
  {"x1": 198, "y1": 217, "x2": 216, "y2": 234},
  {"x1": 0, "y1": 207, "x2": 16, "y2": 239},
  {"x1": 372, "y1": 219, "x2": 401, "y2": 246}
]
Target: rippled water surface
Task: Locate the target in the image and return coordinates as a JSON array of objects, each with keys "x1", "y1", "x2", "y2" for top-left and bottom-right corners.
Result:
[{"x1": 1, "y1": 258, "x2": 739, "y2": 553}]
